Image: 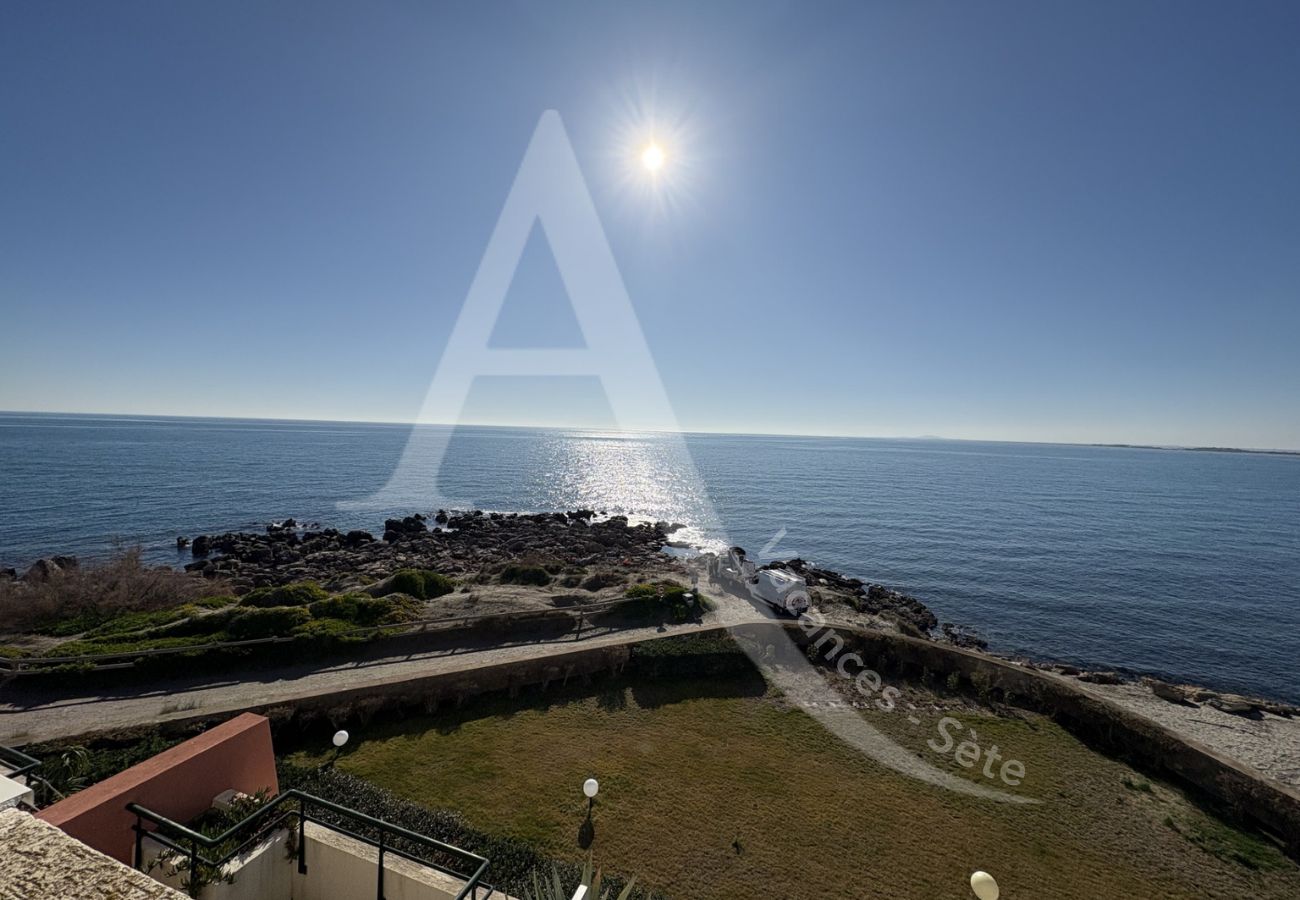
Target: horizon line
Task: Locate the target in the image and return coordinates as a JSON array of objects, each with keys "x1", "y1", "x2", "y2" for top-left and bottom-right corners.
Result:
[{"x1": 1, "y1": 407, "x2": 1297, "y2": 456}]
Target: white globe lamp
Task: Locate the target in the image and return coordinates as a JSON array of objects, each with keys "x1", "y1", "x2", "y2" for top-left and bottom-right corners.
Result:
[
  {"x1": 333, "y1": 730, "x2": 349, "y2": 749},
  {"x1": 970, "y1": 871, "x2": 999, "y2": 900},
  {"x1": 583, "y1": 778, "x2": 599, "y2": 800}
]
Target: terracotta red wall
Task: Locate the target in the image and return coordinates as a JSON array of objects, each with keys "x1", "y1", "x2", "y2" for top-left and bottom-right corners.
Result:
[{"x1": 37, "y1": 712, "x2": 279, "y2": 863}]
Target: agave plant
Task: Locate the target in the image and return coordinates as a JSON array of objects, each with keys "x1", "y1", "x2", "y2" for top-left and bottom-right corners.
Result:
[{"x1": 525, "y1": 855, "x2": 637, "y2": 900}]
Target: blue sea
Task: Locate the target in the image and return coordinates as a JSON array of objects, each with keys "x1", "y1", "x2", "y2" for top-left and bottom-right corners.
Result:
[{"x1": 2, "y1": 412, "x2": 1298, "y2": 702}]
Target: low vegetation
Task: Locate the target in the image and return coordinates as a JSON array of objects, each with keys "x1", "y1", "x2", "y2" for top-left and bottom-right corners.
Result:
[
  {"x1": 278, "y1": 763, "x2": 648, "y2": 899},
  {"x1": 382, "y1": 568, "x2": 456, "y2": 600},
  {"x1": 499, "y1": 564, "x2": 553, "y2": 587},
  {"x1": 239, "y1": 581, "x2": 330, "y2": 608},
  {"x1": 287, "y1": 638, "x2": 1300, "y2": 900},
  {"x1": 623, "y1": 581, "x2": 702, "y2": 622},
  {"x1": 38, "y1": 585, "x2": 428, "y2": 660},
  {"x1": 0, "y1": 549, "x2": 231, "y2": 635}
]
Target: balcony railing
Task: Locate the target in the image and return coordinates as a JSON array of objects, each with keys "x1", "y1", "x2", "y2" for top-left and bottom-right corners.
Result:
[
  {"x1": 0, "y1": 744, "x2": 61, "y2": 808},
  {"x1": 127, "y1": 789, "x2": 495, "y2": 899}
]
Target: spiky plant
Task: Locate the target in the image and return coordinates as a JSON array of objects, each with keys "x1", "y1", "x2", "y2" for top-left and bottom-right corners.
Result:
[{"x1": 524, "y1": 855, "x2": 637, "y2": 900}]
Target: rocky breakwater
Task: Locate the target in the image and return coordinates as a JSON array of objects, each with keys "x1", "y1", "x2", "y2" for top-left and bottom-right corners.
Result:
[{"x1": 182, "y1": 510, "x2": 676, "y2": 593}]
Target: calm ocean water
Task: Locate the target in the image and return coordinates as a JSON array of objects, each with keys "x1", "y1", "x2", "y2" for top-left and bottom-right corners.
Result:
[{"x1": 2, "y1": 412, "x2": 1298, "y2": 702}]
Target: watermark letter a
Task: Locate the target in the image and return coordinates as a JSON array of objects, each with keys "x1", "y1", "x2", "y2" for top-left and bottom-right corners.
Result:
[{"x1": 343, "y1": 110, "x2": 679, "y2": 512}]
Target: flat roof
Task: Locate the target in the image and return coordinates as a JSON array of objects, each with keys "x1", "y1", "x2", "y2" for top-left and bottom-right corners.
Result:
[{"x1": 0, "y1": 808, "x2": 185, "y2": 899}]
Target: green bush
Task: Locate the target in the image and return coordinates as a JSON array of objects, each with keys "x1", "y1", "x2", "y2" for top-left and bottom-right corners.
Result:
[
  {"x1": 239, "y1": 582, "x2": 329, "y2": 608},
  {"x1": 226, "y1": 606, "x2": 311, "y2": 640},
  {"x1": 34, "y1": 609, "x2": 108, "y2": 637},
  {"x1": 309, "y1": 593, "x2": 421, "y2": 627},
  {"x1": 581, "y1": 571, "x2": 625, "y2": 591},
  {"x1": 383, "y1": 569, "x2": 455, "y2": 600},
  {"x1": 45, "y1": 633, "x2": 221, "y2": 658},
  {"x1": 499, "y1": 565, "x2": 552, "y2": 587},
  {"x1": 85, "y1": 605, "x2": 200, "y2": 638},
  {"x1": 624, "y1": 581, "x2": 695, "y2": 621},
  {"x1": 629, "y1": 633, "x2": 751, "y2": 678},
  {"x1": 292, "y1": 617, "x2": 365, "y2": 646},
  {"x1": 194, "y1": 595, "x2": 238, "y2": 610},
  {"x1": 151, "y1": 607, "x2": 238, "y2": 638}
]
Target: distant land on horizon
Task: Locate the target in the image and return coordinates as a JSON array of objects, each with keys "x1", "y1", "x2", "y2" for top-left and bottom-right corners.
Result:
[
  {"x1": 1092, "y1": 443, "x2": 1300, "y2": 458},
  {"x1": 2, "y1": 409, "x2": 1299, "y2": 457}
]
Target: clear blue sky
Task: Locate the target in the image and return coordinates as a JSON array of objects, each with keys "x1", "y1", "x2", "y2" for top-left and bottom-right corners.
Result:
[{"x1": 2, "y1": 1, "x2": 1298, "y2": 448}]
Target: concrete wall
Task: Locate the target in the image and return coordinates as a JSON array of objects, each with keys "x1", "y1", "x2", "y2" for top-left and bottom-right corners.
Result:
[
  {"x1": 293, "y1": 822, "x2": 489, "y2": 900},
  {"x1": 142, "y1": 822, "x2": 495, "y2": 900},
  {"x1": 38, "y1": 713, "x2": 279, "y2": 863}
]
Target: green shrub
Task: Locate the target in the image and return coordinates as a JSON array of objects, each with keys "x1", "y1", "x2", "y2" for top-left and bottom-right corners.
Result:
[
  {"x1": 308, "y1": 593, "x2": 421, "y2": 627},
  {"x1": 292, "y1": 617, "x2": 365, "y2": 646},
  {"x1": 499, "y1": 565, "x2": 551, "y2": 587},
  {"x1": 239, "y1": 582, "x2": 329, "y2": 608},
  {"x1": 581, "y1": 571, "x2": 625, "y2": 591},
  {"x1": 625, "y1": 582, "x2": 686, "y2": 602},
  {"x1": 383, "y1": 569, "x2": 455, "y2": 600},
  {"x1": 629, "y1": 633, "x2": 752, "y2": 678},
  {"x1": 226, "y1": 606, "x2": 311, "y2": 640},
  {"x1": 45, "y1": 633, "x2": 221, "y2": 658},
  {"x1": 33, "y1": 609, "x2": 108, "y2": 637},
  {"x1": 624, "y1": 581, "x2": 695, "y2": 620},
  {"x1": 85, "y1": 605, "x2": 200, "y2": 638},
  {"x1": 194, "y1": 595, "x2": 237, "y2": 610},
  {"x1": 0, "y1": 645, "x2": 30, "y2": 658}
]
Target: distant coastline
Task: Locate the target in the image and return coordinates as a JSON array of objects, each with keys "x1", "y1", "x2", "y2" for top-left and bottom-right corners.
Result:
[
  {"x1": 3, "y1": 410, "x2": 1299, "y2": 455},
  {"x1": 1092, "y1": 442, "x2": 1300, "y2": 458}
]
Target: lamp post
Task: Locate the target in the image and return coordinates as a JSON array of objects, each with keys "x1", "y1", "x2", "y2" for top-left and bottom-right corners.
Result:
[
  {"x1": 329, "y1": 730, "x2": 349, "y2": 766},
  {"x1": 970, "y1": 871, "x2": 999, "y2": 900},
  {"x1": 583, "y1": 778, "x2": 599, "y2": 817}
]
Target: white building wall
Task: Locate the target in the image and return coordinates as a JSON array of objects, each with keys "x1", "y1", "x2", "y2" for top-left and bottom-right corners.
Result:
[{"x1": 143, "y1": 821, "x2": 511, "y2": 900}]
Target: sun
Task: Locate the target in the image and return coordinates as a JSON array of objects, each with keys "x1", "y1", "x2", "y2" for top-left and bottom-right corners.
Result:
[{"x1": 640, "y1": 143, "x2": 666, "y2": 172}]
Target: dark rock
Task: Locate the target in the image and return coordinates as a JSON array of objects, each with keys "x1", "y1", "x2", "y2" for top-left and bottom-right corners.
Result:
[
  {"x1": 0, "y1": 567, "x2": 16, "y2": 581},
  {"x1": 176, "y1": 536, "x2": 190, "y2": 549},
  {"x1": 22, "y1": 558, "x2": 64, "y2": 582},
  {"x1": 1145, "y1": 679, "x2": 1190, "y2": 705},
  {"x1": 941, "y1": 623, "x2": 988, "y2": 650},
  {"x1": 434, "y1": 510, "x2": 449, "y2": 524},
  {"x1": 191, "y1": 535, "x2": 211, "y2": 557},
  {"x1": 50, "y1": 555, "x2": 78, "y2": 571},
  {"x1": 1209, "y1": 698, "x2": 1262, "y2": 718},
  {"x1": 1055, "y1": 665, "x2": 1082, "y2": 676},
  {"x1": 383, "y1": 515, "x2": 428, "y2": 542},
  {"x1": 344, "y1": 530, "x2": 375, "y2": 548},
  {"x1": 1079, "y1": 671, "x2": 1124, "y2": 685}
]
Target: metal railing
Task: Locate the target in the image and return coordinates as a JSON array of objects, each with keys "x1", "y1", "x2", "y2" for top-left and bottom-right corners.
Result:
[
  {"x1": 128, "y1": 789, "x2": 494, "y2": 899},
  {"x1": 0, "y1": 744, "x2": 40, "y2": 780},
  {"x1": 0, "y1": 744, "x2": 61, "y2": 808}
]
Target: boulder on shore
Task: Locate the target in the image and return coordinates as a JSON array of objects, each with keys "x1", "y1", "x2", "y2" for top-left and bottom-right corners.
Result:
[{"x1": 1145, "y1": 678, "x2": 1191, "y2": 705}]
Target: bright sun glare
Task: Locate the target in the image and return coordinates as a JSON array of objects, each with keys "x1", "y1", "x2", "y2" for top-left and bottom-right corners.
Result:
[{"x1": 641, "y1": 143, "x2": 666, "y2": 172}]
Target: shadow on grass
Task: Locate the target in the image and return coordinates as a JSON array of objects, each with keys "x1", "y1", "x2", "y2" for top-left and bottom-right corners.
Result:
[{"x1": 281, "y1": 668, "x2": 773, "y2": 753}]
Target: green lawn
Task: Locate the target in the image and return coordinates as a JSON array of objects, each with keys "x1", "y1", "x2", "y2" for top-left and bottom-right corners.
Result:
[{"x1": 290, "y1": 671, "x2": 1299, "y2": 899}]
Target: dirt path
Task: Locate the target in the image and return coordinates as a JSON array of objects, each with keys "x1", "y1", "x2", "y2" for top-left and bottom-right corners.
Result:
[{"x1": 0, "y1": 595, "x2": 770, "y2": 746}]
